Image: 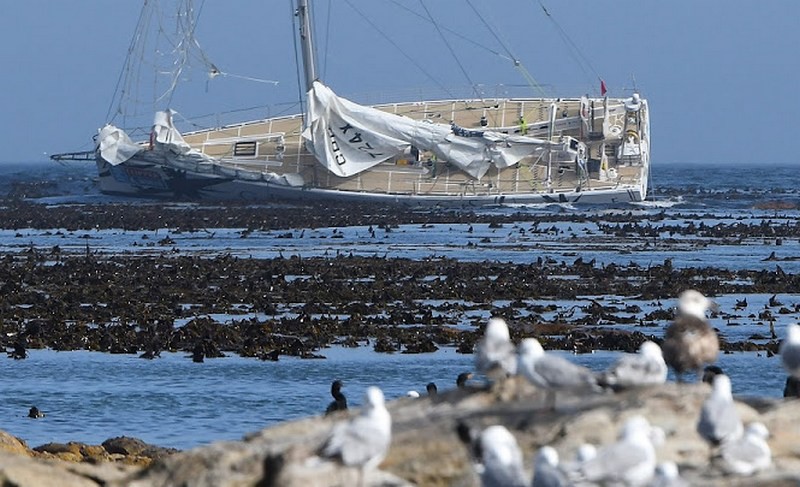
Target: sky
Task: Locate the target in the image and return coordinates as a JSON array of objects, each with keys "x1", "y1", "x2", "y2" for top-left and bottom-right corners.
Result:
[{"x1": 1, "y1": 0, "x2": 798, "y2": 166}]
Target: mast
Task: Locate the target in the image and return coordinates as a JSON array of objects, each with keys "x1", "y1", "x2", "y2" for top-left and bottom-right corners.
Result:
[{"x1": 296, "y1": 0, "x2": 318, "y2": 92}]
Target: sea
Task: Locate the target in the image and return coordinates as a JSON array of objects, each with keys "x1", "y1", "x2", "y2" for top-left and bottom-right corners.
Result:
[{"x1": 0, "y1": 160, "x2": 798, "y2": 450}]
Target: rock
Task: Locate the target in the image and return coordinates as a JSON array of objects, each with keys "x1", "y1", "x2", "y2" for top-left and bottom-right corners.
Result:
[
  {"x1": 0, "y1": 432, "x2": 30, "y2": 457},
  {"x1": 1, "y1": 384, "x2": 800, "y2": 485}
]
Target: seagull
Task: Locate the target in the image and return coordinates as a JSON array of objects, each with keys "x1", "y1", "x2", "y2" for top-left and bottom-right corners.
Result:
[
  {"x1": 325, "y1": 380, "x2": 348, "y2": 415},
  {"x1": 779, "y1": 323, "x2": 800, "y2": 379},
  {"x1": 517, "y1": 338, "x2": 600, "y2": 408},
  {"x1": 476, "y1": 425, "x2": 528, "y2": 487},
  {"x1": 475, "y1": 317, "x2": 517, "y2": 381},
  {"x1": 532, "y1": 446, "x2": 570, "y2": 487},
  {"x1": 650, "y1": 461, "x2": 688, "y2": 487},
  {"x1": 661, "y1": 290, "x2": 719, "y2": 382},
  {"x1": 576, "y1": 415, "x2": 657, "y2": 486},
  {"x1": 406, "y1": 390, "x2": 420, "y2": 398},
  {"x1": 718, "y1": 422, "x2": 772, "y2": 476},
  {"x1": 696, "y1": 374, "x2": 743, "y2": 450},
  {"x1": 319, "y1": 386, "x2": 392, "y2": 479},
  {"x1": 599, "y1": 341, "x2": 668, "y2": 390}
]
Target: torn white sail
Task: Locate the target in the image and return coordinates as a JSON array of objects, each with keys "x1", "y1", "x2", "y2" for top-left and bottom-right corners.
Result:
[
  {"x1": 303, "y1": 81, "x2": 561, "y2": 180},
  {"x1": 97, "y1": 124, "x2": 143, "y2": 165}
]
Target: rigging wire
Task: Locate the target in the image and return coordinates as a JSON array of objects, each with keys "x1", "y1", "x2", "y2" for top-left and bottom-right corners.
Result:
[
  {"x1": 537, "y1": 0, "x2": 601, "y2": 91},
  {"x1": 106, "y1": 1, "x2": 151, "y2": 123},
  {"x1": 386, "y1": 0, "x2": 513, "y2": 63},
  {"x1": 342, "y1": 0, "x2": 455, "y2": 98},
  {"x1": 417, "y1": 0, "x2": 482, "y2": 100},
  {"x1": 464, "y1": 0, "x2": 547, "y2": 97}
]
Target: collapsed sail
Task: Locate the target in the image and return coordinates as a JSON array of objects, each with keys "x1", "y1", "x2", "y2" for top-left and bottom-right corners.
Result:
[{"x1": 302, "y1": 81, "x2": 562, "y2": 179}]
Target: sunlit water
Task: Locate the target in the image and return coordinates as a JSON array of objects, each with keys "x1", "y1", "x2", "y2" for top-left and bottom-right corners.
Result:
[{"x1": 0, "y1": 161, "x2": 798, "y2": 450}]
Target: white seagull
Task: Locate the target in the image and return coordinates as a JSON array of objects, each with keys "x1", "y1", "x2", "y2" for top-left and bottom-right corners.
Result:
[
  {"x1": 696, "y1": 374, "x2": 743, "y2": 448},
  {"x1": 320, "y1": 386, "x2": 392, "y2": 477},
  {"x1": 576, "y1": 415, "x2": 657, "y2": 487},
  {"x1": 599, "y1": 340, "x2": 668, "y2": 390},
  {"x1": 476, "y1": 425, "x2": 528, "y2": 487},
  {"x1": 475, "y1": 317, "x2": 517, "y2": 381},
  {"x1": 532, "y1": 446, "x2": 569, "y2": 487},
  {"x1": 650, "y1": 461, "x2": 689, "y2": 487},
  {"x1": 661, "y1": 290, "x2": 720, "y2": 382},
  {"x1": 779, "y1": 323, "x2": 800, "y2": 379},
  {"x1": 719, "y1": 422, "x2": 772, "y2": 476},
  {"x1": 517, "y1": 338, "x2": 599, "y2": 408}
]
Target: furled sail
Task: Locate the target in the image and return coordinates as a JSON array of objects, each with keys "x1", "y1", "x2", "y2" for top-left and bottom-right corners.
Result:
[{"x1": 303, "y1": 81, "x2": 560, "y2": 180}]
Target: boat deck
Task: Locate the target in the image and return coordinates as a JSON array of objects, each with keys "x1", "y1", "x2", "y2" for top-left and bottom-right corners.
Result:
[{"x1": 174, "y1": 96, "x2": 647, "y2": 199}]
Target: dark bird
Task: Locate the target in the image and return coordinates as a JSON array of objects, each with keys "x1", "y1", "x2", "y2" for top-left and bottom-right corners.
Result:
[
  {"x1": 661, "y1": 290, "x2": 719, "y2": 382},
  {"x1": 456, "y1": 372, "x2": 473, "y2": 388},
  {"x1": 783, "y1": 376, "x2": 800, "y2": 398},
  {"x1": 426, "y1": 382, "x2": 437, "y2": 396},
  {"x1": 768, "y1": 294, "x2": 783, "y2": 307},
  {"x1": 28, "y1": 407, "x2": 45, "y2": 419},
  {"x1": 325, "y1": 380, "x2": 348, "y2": 415},
  {"x1": 701, "y1": 365, "x2": 725, "y2": 385}
]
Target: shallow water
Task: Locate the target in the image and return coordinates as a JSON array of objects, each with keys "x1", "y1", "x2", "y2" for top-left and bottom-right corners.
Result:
[
  {"x1": 0, "y1": 346, "x2": 785, "y2": 450},
  {"x1": 1, "y1": 160, "x2": 799, "y2": 450}
]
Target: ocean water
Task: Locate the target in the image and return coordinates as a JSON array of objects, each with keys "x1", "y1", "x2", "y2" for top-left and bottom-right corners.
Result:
[{"x1": 0, "y1": 160, "x2": 799, "y2": 451}]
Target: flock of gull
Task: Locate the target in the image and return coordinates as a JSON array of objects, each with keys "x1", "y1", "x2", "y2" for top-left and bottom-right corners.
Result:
[{"x1": 310, "y1": 290, "x2": 800, "y2": 486}]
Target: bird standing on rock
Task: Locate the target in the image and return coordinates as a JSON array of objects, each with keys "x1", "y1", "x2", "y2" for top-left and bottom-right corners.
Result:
[
  {"x1": 517, "y1": 338, "x2": 600, "y2": 408},
  {"x1": 599, "y1": 340, "x2": 668, "y2": 390},
  {"x1": 661, "y1": 290, "x2": 719, "y2": 382},
  {"x1": 475, "y1": 425, "x2": 528, "y2": 487},
  {"x1": 718, "y1": 422, "x2": 772, "y2": 476},
  {"x1": 319, "y1": 386, "x2": 391, "y2": 482},
  {"x1": 697, "y1": 374, "x2": 742, "y2": 452},
  {"x1": 475, "y1": 317, "x2": 517, "y2": 382},
  {"x1": 779, "y1": 323, "x2": 800, "y2": 379}
]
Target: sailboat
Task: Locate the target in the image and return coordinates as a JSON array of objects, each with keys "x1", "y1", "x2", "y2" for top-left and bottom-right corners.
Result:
[{"x1": 57, "y1": 0, "x2": 650, "y2": 206}]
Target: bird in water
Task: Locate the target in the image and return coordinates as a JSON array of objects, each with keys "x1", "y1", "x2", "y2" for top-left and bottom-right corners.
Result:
[
  {"x1": 661, "y1": 290, "x2": 719, "y2": 382},
  {"x1": 456, "y1": 371, "x2": 473, "y2": 388},
  {"x1": 426, "y1": 382, "x2": 437, "y2": 396},
  {"x1": 325, "y1": 380, "x2": 348, "y2": 415},
  {"x1": 28, "y1": 406, "x2": 45, "y2": 419}
]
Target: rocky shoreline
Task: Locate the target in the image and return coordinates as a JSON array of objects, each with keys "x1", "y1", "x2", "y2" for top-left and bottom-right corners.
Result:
[{"x1": 2, "y1": 381, "x2": 799, "y2": 486}]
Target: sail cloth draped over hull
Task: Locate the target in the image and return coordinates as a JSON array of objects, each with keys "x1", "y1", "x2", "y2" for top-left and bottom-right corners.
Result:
[{"x1": 302, "y1": 81, "x2": 569, "y2": 180}]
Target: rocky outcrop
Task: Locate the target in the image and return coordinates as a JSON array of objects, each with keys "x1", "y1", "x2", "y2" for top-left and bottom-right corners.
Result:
[{"x1": 2, "y1": 381, "x2": 800, "y2": 486}]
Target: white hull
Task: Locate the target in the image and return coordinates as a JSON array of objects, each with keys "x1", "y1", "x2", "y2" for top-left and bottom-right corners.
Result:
[
  {"x1": 97, "y1": 157, "x2": 645, "y2": 206},
  {"x1": 95, "y1": 93, "x2": 651, "y2": 207}
]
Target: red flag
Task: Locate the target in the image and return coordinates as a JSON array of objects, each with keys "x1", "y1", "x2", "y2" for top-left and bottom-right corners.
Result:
[{"x1": 600, "y1": 79, "x2": 607, "y2": 96}]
